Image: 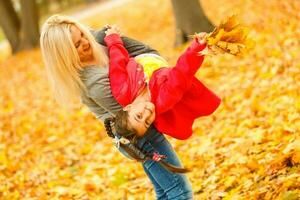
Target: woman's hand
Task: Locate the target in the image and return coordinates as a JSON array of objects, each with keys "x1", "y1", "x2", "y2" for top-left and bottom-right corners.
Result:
[
  {"x1": 195, "y1": 32, "x2": 207, "y2": 45},
  {"x1": 105, "y1": 25, "x2": 121, "y2": 36}
]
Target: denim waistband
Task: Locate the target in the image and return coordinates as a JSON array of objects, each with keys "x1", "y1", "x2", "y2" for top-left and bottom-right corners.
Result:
[{"x1": 136, "y1": 125, "x2": 159, "y2": 147}]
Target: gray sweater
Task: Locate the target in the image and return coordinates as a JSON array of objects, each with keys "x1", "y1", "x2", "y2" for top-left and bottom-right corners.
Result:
[{"x1": 79, "y1": 29, "x2": 159, "y2": 122}]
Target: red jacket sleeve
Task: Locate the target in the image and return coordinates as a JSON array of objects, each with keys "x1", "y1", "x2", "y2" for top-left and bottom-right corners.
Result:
[
  {"x1": 104, "y1": 34, "x2": 144, "y2": 106},
  {"x1": 151, "y1": 39, "x2": 207, "y2": 114},
  {"x1": 104, "y1": 34, "x2": 131, "y2": 106},
  {"x1": 104, "y1": 33, "x2": 130, "y2": 66}
]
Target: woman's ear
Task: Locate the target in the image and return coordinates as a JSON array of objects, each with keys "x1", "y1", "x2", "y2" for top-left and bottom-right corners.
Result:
[{"x1": 123, "y1": 104, "x2": 131, "y2": 111}]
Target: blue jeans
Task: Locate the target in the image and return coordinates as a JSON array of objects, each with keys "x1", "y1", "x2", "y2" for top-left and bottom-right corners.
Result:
[{"x1": 118, "y1": 125, "x2": 193, "y2": 199}]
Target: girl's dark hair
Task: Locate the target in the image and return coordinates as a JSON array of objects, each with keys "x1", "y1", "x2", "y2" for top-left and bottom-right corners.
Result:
[
  {"x1": 114, "y1": 109, "x2": 139, "y2": 144},
  {"x1": 104, "y1": 111, "x2": 190, "y2": 173}
]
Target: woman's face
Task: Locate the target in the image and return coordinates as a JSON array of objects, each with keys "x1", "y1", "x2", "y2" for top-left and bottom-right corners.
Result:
[
  {"x1": 124, "y1": 101, "x2": 155, "y2": 137},
  {"x1": 70, "y1": 25, "x2": 93, "y2": 63}
]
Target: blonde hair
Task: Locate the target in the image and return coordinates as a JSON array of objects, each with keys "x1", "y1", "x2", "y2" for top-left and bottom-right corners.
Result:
[{"x1": 40, "y1": 14, "x2": 108, "y2": 108}]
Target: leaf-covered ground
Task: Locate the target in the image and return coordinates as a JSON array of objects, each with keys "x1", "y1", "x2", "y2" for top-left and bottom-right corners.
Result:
[{"x1": 0, "y1": 0, "x2": 299, "y2": 199}]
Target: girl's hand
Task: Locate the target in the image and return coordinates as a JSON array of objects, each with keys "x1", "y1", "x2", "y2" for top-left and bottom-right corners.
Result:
[
  {"x1": 195, "y1": 32, "x2": 207, "y2": 45},
  {"x1": 105, "y1": 25, "x2": 121, "y2": 36}
]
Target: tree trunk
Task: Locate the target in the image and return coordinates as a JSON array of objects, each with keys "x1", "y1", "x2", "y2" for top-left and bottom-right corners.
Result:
[
  {"x1": 171, "y1": 0, "x2": 214, "y2": 46},
  {"x1": 20, "y1": 0, "x2": 40, "y2": 49},
  {"x1": 39, "y1": 0, "x2": 50, "y2": 15},
  {"x1": 0, "y1": 0, "x2": 21, "y2": 53}
]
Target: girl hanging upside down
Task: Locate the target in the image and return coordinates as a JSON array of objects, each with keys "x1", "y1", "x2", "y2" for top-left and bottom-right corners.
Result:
[{"x1": 105, "y1": 25, "x2": 221, "y2": 142}]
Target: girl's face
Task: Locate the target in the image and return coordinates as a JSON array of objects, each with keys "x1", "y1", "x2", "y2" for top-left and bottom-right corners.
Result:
[
  {"x1": 70, "y1": 25, "x2": 93, "y2": 63},
  {"x1": 124, "y1": 101, "x2": 155, "y2": 137}
]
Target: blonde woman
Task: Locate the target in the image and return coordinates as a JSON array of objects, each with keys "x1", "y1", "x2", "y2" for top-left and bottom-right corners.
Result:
[{"x1": 40, "y1": 15, "x2": 193, "y2": 199}]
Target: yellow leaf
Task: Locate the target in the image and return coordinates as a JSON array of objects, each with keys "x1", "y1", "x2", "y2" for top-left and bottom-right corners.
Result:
[
  {"x1": 219, "y1": 15, "x2": 240, "y2": 32},
  {"x1": 0, "y1": 150, "x2": 8, "y2": 168},
  {"x1": 207, "y1": 28, "x2": 225, "y2": 45},
  {"x1": 223, "y1": 176, "x2": 236, "y2": 188},
  {"x1": 291, "y1": 151, "x2": 300, "y2": 165},
  {"x1": 205, "y1": 15, "x2": 252, "y2": 56}
]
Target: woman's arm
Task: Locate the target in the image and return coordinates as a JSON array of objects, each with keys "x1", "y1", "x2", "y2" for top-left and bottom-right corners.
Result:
[
  {"x1": 81, "y1": 66, "x2": 123, "y2": 121},
  {"x1": 86, "y1": 71, "x2": 123, "y2": 119},
  {"x1": 91, "y1": 27, "x2": 160, "y2": 57},
  {"x1": 83, "y1": 98, "x2": 112, "y2": 122}
]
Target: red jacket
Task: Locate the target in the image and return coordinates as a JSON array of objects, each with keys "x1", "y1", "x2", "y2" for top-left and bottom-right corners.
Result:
[{"x1": 105, "y1": 34, "x2": 221, "y2": 140}]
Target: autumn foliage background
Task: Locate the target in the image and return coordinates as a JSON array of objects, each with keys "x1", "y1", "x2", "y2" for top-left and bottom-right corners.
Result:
[{"x1": 0, "y1": 0, "x2": 299, "y2": 199}]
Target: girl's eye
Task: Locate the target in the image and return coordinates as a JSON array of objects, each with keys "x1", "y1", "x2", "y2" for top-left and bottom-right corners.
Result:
[
  {"x1": 145, "y1": 121, "x2": 150, "y2": 127},
  {"x1": 137, "y1": 114, "x2": 142, "y2": 119}
]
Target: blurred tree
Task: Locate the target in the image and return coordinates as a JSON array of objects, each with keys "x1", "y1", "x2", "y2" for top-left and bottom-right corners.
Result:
[
  {"x1": 0, "y1": 0, "x2": 39, "y2": 53},
  {"x1": 171, "y1": 0, "x2": 214, "y2": 46},
  {"x1": 39, "y1": 0, "x2": 50, "y2": 14},
  {"x1": 0, "y1": 0, "x2": 20, "y2": 52},
  {"x1": 20, "y1": 0, "x2": 40, "y2": 49}
]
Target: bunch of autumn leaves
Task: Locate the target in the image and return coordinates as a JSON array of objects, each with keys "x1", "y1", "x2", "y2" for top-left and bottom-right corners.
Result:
[{"x1": 198, "y1": 15, "x2": 254, "y2": 56}]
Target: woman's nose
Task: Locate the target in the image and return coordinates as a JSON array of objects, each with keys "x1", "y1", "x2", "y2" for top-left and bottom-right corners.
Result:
[{"x1": 82, "y1": 38, "x2": 89, "y2": 46}]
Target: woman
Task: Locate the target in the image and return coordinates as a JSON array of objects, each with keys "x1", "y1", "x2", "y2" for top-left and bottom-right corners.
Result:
[{"x1": 40, "y1": 14, "x2": 193, "y2": 199}]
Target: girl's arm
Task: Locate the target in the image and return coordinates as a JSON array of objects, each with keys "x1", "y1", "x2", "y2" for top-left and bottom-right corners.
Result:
[
  {"x1": 104, "y1": 32, "x2": 143, "y2": 106},
  {"x1": 151, "y1": 37, "x2": 207, "y2": 114},
  {"x1": 104, "y1": 33, "x2": 130, "y2": 107},
  {"x1": 104, "y1": 33, "x2": 131, "y2": 72}
]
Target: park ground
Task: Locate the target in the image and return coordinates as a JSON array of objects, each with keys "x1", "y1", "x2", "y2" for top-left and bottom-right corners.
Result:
[{"x1": 0, "y1": 0, "x2": 299, "y2": 199}]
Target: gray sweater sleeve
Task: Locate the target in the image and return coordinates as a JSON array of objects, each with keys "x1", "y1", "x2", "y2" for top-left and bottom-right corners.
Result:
[
  {"x1": 87, "y1": 81, "x2": 121, "y2": 117},
  {"x1": 82, "y1": 67, "x2": 122, "y2": 122},
  {"x1": 91, "y1": 28, "x2": 160, "y2": 57},
  {"x1": 81, "y1": 93, "x2": 112, "y2": 122}
]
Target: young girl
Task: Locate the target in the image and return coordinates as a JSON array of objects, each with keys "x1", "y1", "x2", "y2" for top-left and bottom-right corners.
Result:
[{"x1": 104, "y1": 26, "x2": 221, "y2": 142}]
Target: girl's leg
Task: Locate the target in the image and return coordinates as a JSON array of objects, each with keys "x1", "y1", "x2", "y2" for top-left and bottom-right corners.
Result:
[{"x1": 138, "y1": 126, "x2": 193, "y2": 200}]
